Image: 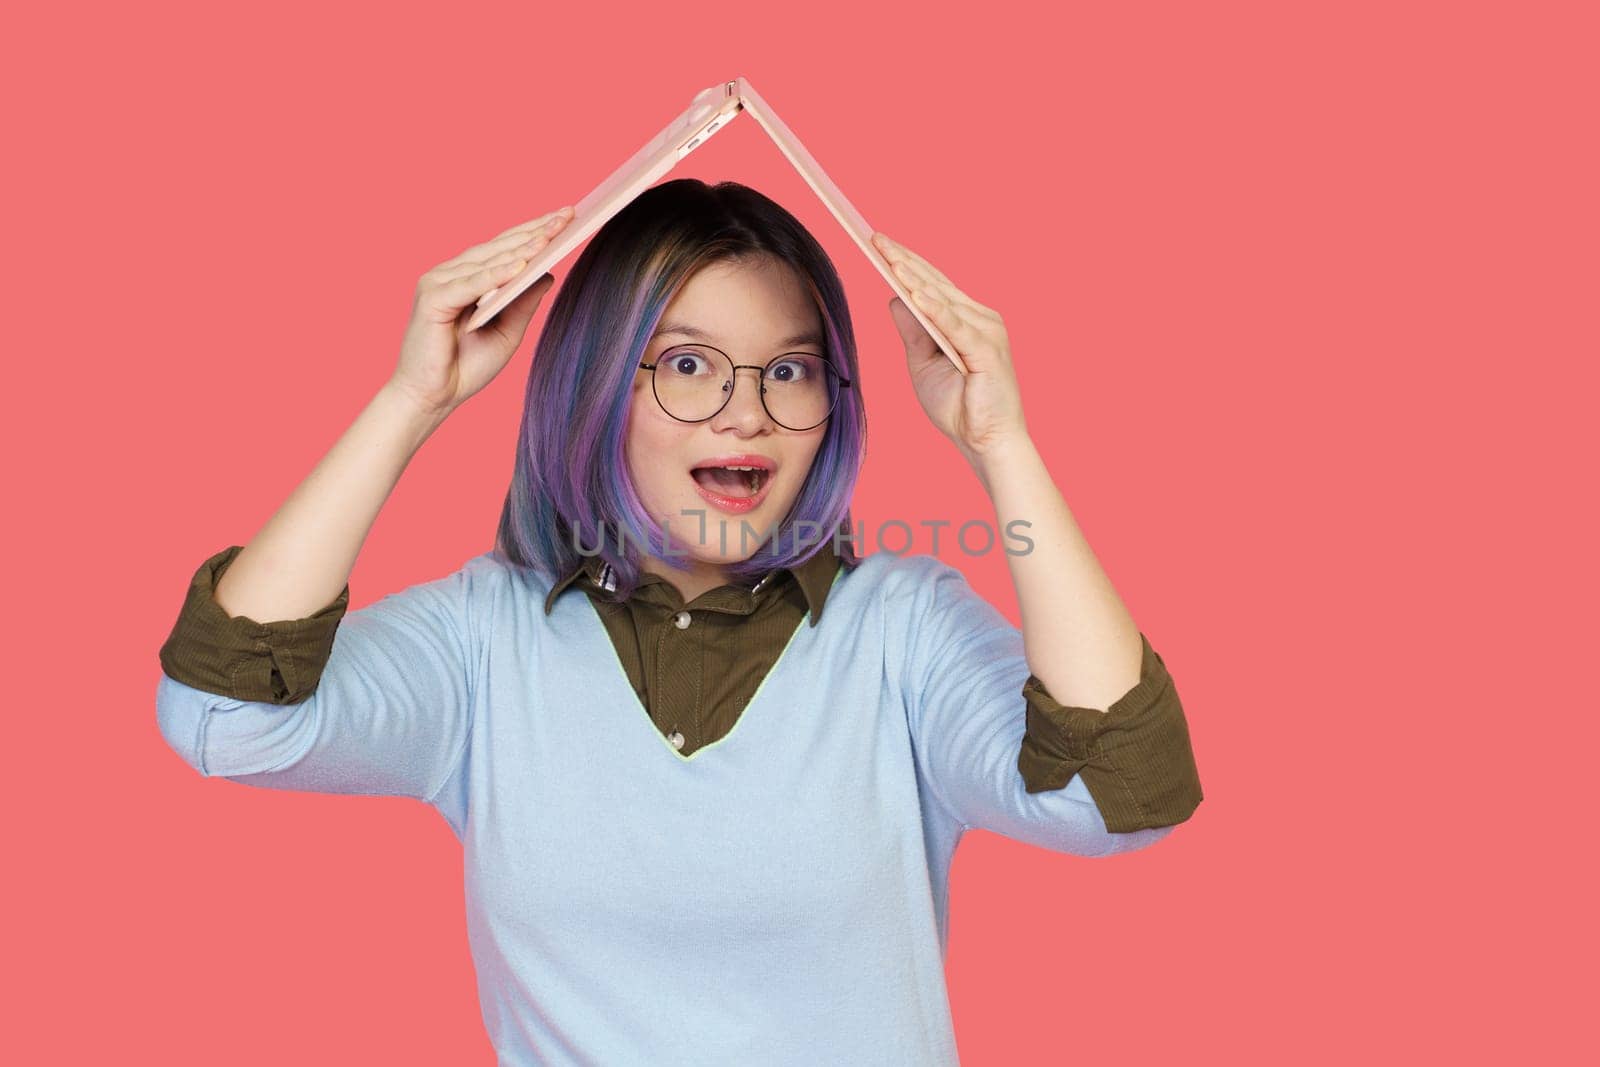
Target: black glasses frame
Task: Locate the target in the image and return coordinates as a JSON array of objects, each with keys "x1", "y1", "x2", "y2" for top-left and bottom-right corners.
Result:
[{"x1": 638, "y1": 347, "x2": 852, "y2": 432}]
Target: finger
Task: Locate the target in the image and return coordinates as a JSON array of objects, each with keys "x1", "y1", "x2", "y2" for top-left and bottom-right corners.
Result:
[
  {"x1": 889, "y1": 296, "x2": 947, "y2": 369},
  {"x1": 445, "y1": 211, "x2": 569, "y2": 272},
  {"x1": 481, "y1": 272, "x2": 556, "y2": 346},
  {"x1": 433, "y1": 232, "x2": 552, "y2": 286},
  {"x1": 437, "y1": 208, "x2": 572, "y2": 273},
  {"x1": 873, "y1": 232, "x2": 1000, "y2": 321},
  {"x1": 424, "y1": 254, "x2": 540, "y2": 316},
  {"x1": 872, "y1": 232, "x2": 957, "y2": 288},
  {"x1": 908, "y1": 286, "x2": 1003, "y2": 370},
  {"x1": 491, "y1": 205, "x2": 573, "y2": 244},
  {"x1": 883, "y1": 252, "x2": 998, "y2": 322}
]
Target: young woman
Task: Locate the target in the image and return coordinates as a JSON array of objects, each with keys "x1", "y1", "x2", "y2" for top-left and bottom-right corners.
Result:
[{"x1": 157, "y1": 179, "x2": 1202, "y2": 1064}]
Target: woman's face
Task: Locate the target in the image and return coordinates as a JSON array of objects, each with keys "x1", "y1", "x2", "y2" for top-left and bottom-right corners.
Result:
[{"x1": 626, "y1": 255, "x2": 830, "y2": 586}]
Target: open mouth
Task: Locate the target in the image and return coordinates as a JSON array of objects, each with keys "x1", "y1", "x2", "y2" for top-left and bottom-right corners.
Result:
[{"x1": 689, "y1": 464, "x2": 770, "y2": 499}]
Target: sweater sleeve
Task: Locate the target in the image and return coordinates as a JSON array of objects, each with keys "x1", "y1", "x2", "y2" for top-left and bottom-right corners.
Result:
[
  {"x1": 154, "y1": 555, "x2": 485, "y2": 803},
  {"x1": 894, "y1": 555, "x2": 1201, "y2": 852}
]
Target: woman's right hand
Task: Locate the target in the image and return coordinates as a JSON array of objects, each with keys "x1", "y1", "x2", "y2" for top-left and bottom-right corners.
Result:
[{"x1": 389, "y1": 206, "x2": 574, "y2": 419}]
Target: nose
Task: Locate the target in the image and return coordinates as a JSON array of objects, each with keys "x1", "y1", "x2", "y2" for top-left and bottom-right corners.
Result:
[{"x1": 709, "y1": 365, "x2": 772, "y2": 433}]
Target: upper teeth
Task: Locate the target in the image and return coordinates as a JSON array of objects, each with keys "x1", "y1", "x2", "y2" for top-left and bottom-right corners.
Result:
[{"x1": 719, "y1": 465, "x2": 761, "y2": 471}]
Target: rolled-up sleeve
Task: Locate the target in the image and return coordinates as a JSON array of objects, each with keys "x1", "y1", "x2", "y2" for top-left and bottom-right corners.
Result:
[
  {"x1": 1017, "y1": 632, "x2": 1204, "y2": 831},
  {"x1": 894, "y1": 555, "x2": 1195, "y2": 857},
  {"x1": 157, "y1": 545, "x2": 349, "y2": 705},
  {"x1": 154, "y1": 550, "x2": 486, "y2": 803}
]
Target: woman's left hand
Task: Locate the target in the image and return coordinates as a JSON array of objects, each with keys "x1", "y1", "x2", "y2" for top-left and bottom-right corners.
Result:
[{"x1": 871, "y1": 232, "x2": 1029, "y2": 467}]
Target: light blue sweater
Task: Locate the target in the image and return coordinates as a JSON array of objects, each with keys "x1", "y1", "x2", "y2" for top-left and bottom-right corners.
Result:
[{"x1": 156, "y1": 548, "x2": 1175, "y2": 1065}]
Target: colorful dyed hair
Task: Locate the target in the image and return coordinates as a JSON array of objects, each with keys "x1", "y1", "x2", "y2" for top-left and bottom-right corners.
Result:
[{"x1": 493, "y1": 178, "x2": 867, "y2": 600}]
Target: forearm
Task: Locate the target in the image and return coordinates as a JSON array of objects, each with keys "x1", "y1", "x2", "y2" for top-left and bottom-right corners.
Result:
[
  {"x1": 212, "y1": 383, "x2": 449, "y2": 622},
  {"x1": 969, "y1": 436, "x2": 1141, "y2": 711}
]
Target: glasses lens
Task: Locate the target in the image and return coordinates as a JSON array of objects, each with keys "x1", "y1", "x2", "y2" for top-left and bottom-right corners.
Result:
[
  {"x1": 653, "y1": 347, "x2": 733, "y2": 422},
  {"x1": 652, "y1": 347, "x2": 841, "y2": 429},
  {"x1": 761, "y1": 353, "x2": 839, "y2": 430}
]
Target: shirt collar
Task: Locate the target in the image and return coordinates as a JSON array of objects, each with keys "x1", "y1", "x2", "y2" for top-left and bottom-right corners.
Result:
[
  {"x1": 542, "y1": 553, "x2": 613, "y2": 615},
  {"x1": 542, "y1": 539, "x2": 847, "y2": 624},
  {"x1": 787, "y1": 540, "x2": 845, "y2": 626}
]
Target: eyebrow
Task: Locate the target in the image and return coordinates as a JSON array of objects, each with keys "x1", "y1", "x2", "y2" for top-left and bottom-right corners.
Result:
[{"x1": 652, "y1": 320, "x2": 826, "y2": 350}]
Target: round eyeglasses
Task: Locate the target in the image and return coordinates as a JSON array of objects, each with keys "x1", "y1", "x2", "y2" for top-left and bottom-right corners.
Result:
[{"x1": 638, "y1": 345, "x2": 851, "y2": 432}]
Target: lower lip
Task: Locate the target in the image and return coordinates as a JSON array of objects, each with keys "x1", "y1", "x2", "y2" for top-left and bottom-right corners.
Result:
[{"x1": 690, "y1": 470, "x2": 774, "y2": 514}]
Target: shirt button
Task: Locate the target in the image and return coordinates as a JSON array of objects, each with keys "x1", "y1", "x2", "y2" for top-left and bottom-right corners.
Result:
[
  {"x1": 673, "y1": 611, "x2": 691, "y2": 629},
  {"x1": 667, "y1": 730, "x2": 685, "y2": 750}
]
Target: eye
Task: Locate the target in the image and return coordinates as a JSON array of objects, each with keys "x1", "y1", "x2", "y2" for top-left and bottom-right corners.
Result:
[
  {"x1": 665, "y1": 349, "x2": 716, "y2": 376},
  {"x1": 766, "y1": 355, "x2": 820, "y2": 382}
]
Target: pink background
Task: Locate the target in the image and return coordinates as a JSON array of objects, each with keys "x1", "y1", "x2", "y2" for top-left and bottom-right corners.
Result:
[{"x1": 6, "y1": 1, "x2": 1592, "y2": 1063}]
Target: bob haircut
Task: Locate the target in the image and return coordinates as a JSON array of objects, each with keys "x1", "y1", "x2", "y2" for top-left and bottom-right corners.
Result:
[{"x1": 494, "y1": 178, "x2": 868, "y2": 601}]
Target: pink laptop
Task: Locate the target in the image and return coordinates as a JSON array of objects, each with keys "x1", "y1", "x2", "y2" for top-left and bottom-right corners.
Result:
[{"x1": 464, "y1": 77, "x2": 967, "y2": 373}]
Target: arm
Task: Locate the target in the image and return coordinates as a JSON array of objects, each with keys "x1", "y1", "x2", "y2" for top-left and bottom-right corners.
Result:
[
  {"x1": 162, "y1": 217, "x2": 574, "y2": 702},
  {"x1": 896, "y1": 555, "x2": 1193, "y2": 855},
  {"x1": 157, "y1": 381, "x2": 446, "y2": 707},
  {"x1": 153, "y1": 386, "x2": 463, "y2": 798},
  {"x1": 870, "y1": 230, "x2": 1202, "y2": 838},
  {"x1": 204, "y1": 204, "x2": 571, "y2": 626},
  {"x1": 155, "y1": 555, "x2": 485, "y2": 801},
  {"x1": 210, "y1": 382, "x2": 448, "y2": 628},
  {"x1": 974, "y1": 433, "x2": 1140, "y2": 711},
  {"x1": 976, "y1": 435, "x2": 1204, "y2": 830},
  {"x1": 153, "y1": 383, "x2": 470, "y2": 799},
  {"x1": 155, "y1": 210, "x2": 572, "y2": 790}
]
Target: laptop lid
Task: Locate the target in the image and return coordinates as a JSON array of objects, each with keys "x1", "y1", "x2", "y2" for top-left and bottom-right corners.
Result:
[{"x1": 464, "y1": 78, "x2": 966, "y2": 373}]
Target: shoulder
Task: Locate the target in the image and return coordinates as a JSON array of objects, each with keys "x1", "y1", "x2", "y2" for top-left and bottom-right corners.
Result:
[
  {"x1": 843, "y1": 550, "x2": 967, "y2": 606},
  {"x1": 455, "y1": 549, "x2": 550, "y2": 602},
  {"x1": 369, "y1": 551, "x2": 539, "y2": 621},
  {"x1": 852, "y1": 553, "x2": 1000, "y2": 640},
  {"x1": 862, "y1": 550, "x2": 964, "y2": 580}
]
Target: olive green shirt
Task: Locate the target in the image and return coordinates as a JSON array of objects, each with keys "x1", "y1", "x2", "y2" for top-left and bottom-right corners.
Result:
[{"x1": 159, "y1": 544, "x2": 1203, "y2": 830}]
